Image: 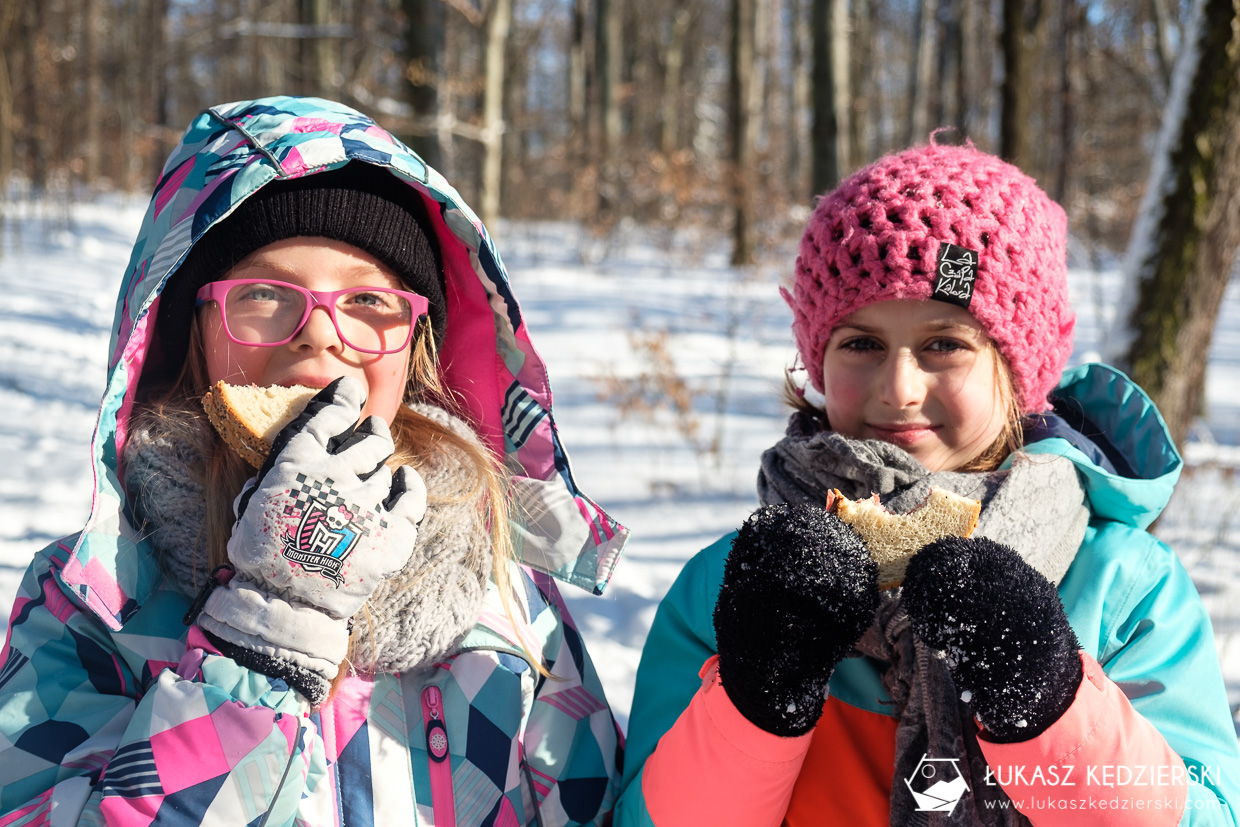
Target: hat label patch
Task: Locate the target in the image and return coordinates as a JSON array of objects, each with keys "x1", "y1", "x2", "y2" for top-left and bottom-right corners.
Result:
[{"x1": 932, "y1": 243, "x2": 978, "y2": 308}]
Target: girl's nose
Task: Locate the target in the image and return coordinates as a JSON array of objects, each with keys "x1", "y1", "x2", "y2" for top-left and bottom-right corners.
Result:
[
  {"x1": 291, "y1": 304, "x2": 343, "y2": 352},
  {"x1": 879, "y1": 352, "x2": 928, "y2": 408}
]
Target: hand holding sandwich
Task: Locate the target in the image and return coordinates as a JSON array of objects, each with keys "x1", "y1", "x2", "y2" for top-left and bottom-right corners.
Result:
[
  {"x1": 197, "y1": 376, "x2": 427, "y2": 705},
  {"x1": 713, "y1": 503, "x2": 879, "y2": 736},
  {"x1": 903, "y1": 536, "x2": 1083, "y2": 742}
]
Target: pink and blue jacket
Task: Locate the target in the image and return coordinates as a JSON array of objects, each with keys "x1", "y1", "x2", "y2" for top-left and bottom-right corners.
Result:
[
  {"x1": 0, "y1": 97, "x2": 627, "y2": 826},
  {"x1": 616, "y1": 365, "x2": 1240, "y2": 826}
]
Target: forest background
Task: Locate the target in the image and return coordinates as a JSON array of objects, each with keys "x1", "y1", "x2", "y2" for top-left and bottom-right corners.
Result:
[{"x1": 2, "y1": 0, "x2": 1240, "y2": 444}]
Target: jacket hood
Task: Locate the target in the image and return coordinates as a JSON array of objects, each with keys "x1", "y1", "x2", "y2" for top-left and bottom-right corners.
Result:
[
  {"x1": 1020, "y1": 362, "x2": 1182, "y2": 530},
  {"x1": 64, "y1": 96, "x2": 627, "y2": 630}
]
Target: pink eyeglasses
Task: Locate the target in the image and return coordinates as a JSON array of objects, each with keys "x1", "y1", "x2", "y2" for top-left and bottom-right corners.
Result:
[{"x1": 195, "y1": 279, "x2": 430, "y2": 355}]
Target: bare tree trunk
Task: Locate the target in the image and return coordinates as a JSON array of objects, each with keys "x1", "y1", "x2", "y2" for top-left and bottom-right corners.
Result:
[
  {"x1": 1051, "y1": 0, "x2": 1080, "y2": 203},
  {"x1": 596, "y1": 0, "x2": 622, "y2": 214},
  {"x1": 148, "y1": 0, "x2": 170, "y2": 185},
  {"x1": 0, "y1": 0, "x2": 18, "y2": 195},
  {"x1": 730, "y1": 0, "x2": 756, "y2": 263},
  {"x1": 907, "y1": 0, "x2": 937, "y2": 144},
  {"x1": 955, "y1": 0, "x2": 975, "y2": 138},
  {"x1": 1000, "y1": 0, "x2": 1044, "y2": 168},
  {"x1": 752, "y1": 0, "x2": 771, "y2": 155},
  {"x1": 939, "y1": 0, "x2": 962, "y2": 129},
  {"x1": 502, "y1": 27, "x2": 527, "y2": 217},
  {"x1": 849, "y1": 0, "x2": 873, "y2": 164},
  {"x1": 829, "y1": 0, "x2": 849, "y2": 172},
  {"x1": 569, "y1": 0, "x2": 591, "y2": 159},
  {"x1": 1117, "y1": 0, "x2": 1240, "y2": 448},
  {"x1": 790, "y1": 0, "x2": 809, "y2": 185},
  {"x1": 313, "y1": 0, "x2": 337, "y2": 97},
  {"x1": 810, "y1": 0, "x2": 847, "y2": 195},
  {"x1": 661, "y1": 1, "x2": 690, "y2": 156},
  {"x1": 297, "y1": 0, "x2": 314, "y2": 95},
  {"x1": 81, "y1": 0, "x2": 101, "y2": 187},
  {"x1": 21, "y1": 0, "x2": 48, "y2": 192},
  {"x1": 480, "y1": 0, "x2": 511, "y2": 229},
  {"x1": 403, "y1": 0, "x2": 445, "y2": 169}
]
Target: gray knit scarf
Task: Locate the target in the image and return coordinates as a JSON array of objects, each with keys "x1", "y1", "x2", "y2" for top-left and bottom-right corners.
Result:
[
  {"x1": 758, "y1": 412, "x2": 1090, "y2": 826},
  {"x1": 123, "y1": 402, "x2": 492, "y2": 676}
]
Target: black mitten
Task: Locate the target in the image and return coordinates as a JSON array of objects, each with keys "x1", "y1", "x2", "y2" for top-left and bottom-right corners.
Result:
[
  {"x1": 903, "y1": 537, "x2": 1083, "y2": 743},
  {"x1": 713, "y1": 503, "x2": 878, "y2": 737}
]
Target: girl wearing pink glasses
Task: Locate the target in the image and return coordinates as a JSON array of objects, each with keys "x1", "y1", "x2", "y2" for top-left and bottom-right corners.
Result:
[{"x1": 0, "y1": 97, "x2": 626, "y2": 826}]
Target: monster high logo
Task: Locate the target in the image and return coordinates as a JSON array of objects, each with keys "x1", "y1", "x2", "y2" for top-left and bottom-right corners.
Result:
[
  {"x1": 932, "y1": 242, "x2": 979, "y2": 309},
  {"x1": 281, "y1": 474, "x2": 372, "y2": 586}
]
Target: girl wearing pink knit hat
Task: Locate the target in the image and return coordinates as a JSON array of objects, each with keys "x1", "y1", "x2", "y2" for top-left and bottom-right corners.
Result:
[{"x1": 615, "y1": 141, "x2": 1239, "y2": 825}]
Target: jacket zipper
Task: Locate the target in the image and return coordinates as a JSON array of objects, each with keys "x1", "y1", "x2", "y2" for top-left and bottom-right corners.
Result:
[{"x1": 420, "y1": 685, "x2": 456, "y2": 827}]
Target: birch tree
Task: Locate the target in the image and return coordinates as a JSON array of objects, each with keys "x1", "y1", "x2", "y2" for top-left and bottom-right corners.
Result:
[
  {"x1": 1110, "y1": 0, "x2": 1240, "y2": 447},
  {"x1": 480, "y1": 0, "x2": 511, "y2": 229}
]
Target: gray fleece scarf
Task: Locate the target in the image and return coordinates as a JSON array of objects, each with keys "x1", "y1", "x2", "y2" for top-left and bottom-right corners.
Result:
[
  {"x1": 123, "y1": 402, "x2": 492, "y2": 677},
  {"x1": 758, "y1": 411, "x2": 1090, "y2": 826}
]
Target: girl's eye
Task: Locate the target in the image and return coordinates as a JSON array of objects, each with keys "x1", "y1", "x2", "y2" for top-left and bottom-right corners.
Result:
[
  {"x1": 348, "y1": 291, "x2": 395, "y2": 309},
  {"x1": 839, "y1": 336, "x2": 882, "y2": 353},
  {"x1": 927, "y1": 338, "x2": 968, "y2": 354},
  {"x1": 344, "y1": 290, "x2": 403, "y2": 313},
  {"x1": 235, "y1": 283, "x2": 290, "y2": 304}
]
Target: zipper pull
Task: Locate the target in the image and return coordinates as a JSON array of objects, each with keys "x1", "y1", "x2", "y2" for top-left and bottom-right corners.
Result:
[
  {"x1": 420, "y1": 685, "x2": 457, "y2": 826},
  {"x1": 422, "y1": 685, "x2": 449, "y2": 763}
]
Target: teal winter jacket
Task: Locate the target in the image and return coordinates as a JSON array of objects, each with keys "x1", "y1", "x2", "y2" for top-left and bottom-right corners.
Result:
[{"x1": 617, "y1": 363, "x2": 1240, "y2": 826}]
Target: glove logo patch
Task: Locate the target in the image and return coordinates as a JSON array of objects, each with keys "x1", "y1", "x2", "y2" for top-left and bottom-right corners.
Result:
[{"x1": 282, "y1": 474, "x2": 377, "y2": 585}]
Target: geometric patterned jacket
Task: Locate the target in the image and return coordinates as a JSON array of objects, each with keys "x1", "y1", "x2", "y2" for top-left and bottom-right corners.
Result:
[{"x1": 0, "y1": 96, "x2": 628, "y2": 826}]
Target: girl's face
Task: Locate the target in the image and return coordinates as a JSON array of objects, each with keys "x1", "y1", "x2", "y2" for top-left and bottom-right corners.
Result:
[
  {"x1": 199, "y1": 237, "x2": 413, "y2": 424},
  {"x1": 821, "y1": 299, "x2": 1009, "y2": 472}
]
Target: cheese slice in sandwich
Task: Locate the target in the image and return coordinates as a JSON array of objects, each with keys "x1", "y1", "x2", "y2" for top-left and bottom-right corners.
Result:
[
  {"x1": 827, "y1": 487, "x2": 981, "y2": 589},
  {"x1": 202, "y1": 380, "x2": 318, "y2": 469}
]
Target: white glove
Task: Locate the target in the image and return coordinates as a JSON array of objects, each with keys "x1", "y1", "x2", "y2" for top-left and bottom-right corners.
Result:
[{"x1": 198, "y1": 377, "x2": 426, "y2": 703}]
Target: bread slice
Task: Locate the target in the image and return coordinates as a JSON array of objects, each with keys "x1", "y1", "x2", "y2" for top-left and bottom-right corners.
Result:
[
  {"x1": 828, "y1": 487, "x2": 981, "y2": 589},
  {"x1": 202, "y1": 381, "x2": 318, "y2": 469}
]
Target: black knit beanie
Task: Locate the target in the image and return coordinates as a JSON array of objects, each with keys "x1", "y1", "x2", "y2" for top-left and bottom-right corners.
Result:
[{"x1": 156, "y1": 163, "x2": 446, "y2": 376}]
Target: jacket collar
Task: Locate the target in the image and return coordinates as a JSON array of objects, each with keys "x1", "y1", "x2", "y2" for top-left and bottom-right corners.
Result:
[{"x1": 1019, "y1": 362, "x2": 1181, "y2": 530}]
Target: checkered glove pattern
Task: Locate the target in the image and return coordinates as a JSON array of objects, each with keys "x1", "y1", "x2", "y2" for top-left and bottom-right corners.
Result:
[{"x1": 198, "y1": 377, "x2": 426, "y2": 694}]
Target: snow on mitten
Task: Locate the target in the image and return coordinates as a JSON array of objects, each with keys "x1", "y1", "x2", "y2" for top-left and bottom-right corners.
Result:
[
  {"x1": 713, "y1": 503, "x2": 879, "y2": 737},
  {"x1": 198, "y1": 377, "x2": 427, "y2": 705},
  {"x1": 903, "y1": 536, "x2": 1083, "y2": 742}
]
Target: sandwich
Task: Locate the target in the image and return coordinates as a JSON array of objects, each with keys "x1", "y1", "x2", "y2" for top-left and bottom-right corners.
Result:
[
  {"x1": 202, "y1": 380, "x2": 318, "y2": 469},
  {"x1": 827, "y1": 487, "x2": 981, "y2": 589}
]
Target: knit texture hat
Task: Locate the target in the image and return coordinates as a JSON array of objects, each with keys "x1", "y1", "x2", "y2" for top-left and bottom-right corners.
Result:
[
  {"x1": 156, "y1": 163, "x2": 446, "y2": 375},
  {"x1": 785, "y1": 142, "x2": 1075, "y2": 414}
]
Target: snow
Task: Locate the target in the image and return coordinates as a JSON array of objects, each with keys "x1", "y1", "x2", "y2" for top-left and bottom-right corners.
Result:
[{"x1": 1, "y1": 196, "x2": 1238, "y2": 735}]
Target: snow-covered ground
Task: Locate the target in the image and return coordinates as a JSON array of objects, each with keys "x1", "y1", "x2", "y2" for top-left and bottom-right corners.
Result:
[{"x1": 1, "y1": 196, "x2": 1238, "y2": 734}]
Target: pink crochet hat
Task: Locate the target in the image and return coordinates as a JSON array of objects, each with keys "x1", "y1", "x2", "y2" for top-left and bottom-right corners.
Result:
[{"x1": 784, "y1": 141, "x2": 1075, "y2": 414}]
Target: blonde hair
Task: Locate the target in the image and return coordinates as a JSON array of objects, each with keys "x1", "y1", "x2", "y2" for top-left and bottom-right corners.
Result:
[
  {"x1": 784, "y1": 341, "x2": 1024, "y2": 473},
  {"x1": 134, "y1": 313, "x2": 546, "y2": 681}
]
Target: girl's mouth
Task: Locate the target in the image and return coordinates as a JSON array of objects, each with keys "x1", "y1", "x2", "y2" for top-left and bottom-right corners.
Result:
[{"x1": 867, "y1": 424, "x2": 938, "y2": 446}]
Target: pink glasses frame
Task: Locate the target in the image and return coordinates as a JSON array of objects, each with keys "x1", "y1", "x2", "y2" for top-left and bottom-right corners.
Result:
[{"x1": 195, "y1": 279, "x2": 430, "y2": 355}]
